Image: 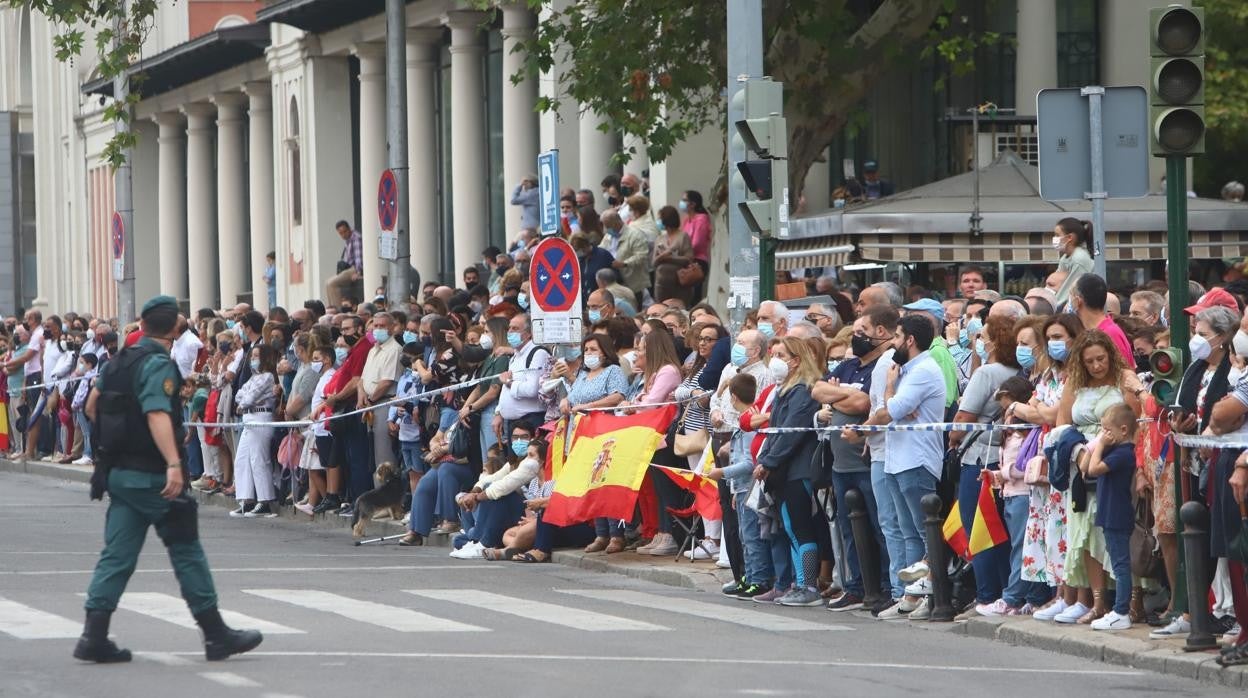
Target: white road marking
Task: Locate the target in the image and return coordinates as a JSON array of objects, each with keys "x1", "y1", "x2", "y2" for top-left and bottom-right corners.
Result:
[
  {"x1": 244, "y1": 589, "x2": 486, "y2": 633},
  {"x1": 0, "y1": 565, "x2": 498, "y2": 576},
  {"x1": 405, "y1": 589, "x2": 669, "y2": 632},
  {"x1": 199, "y1": 672, "x2": 262, "y2": 688},
  {"x1": 82, "y1": 592, "x2": 304, "y2": 635},
  {"x1": 137, "y1": 652, "x2": 194, "y2": 666},
  {"x1": 557, "y1": 589, "x2": 850, "y2": 632},
  {"x1": 0, "y1": 596, "x2": 80, "y2": 639},
  {"x1": 155, "y1": 651, "x2": 1144, "y2": 675}
]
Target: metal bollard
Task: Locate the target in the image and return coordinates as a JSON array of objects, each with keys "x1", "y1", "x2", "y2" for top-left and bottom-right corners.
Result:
[
  {"x1": 1180, "y1": 500, "x2": 1218, "y2": 651},
  {"x1": 922, "y1": 493, "x2": 955, "y2": 622},
  {"x1": 845, "y1": 488, "x2": 886, "y2": 609}
]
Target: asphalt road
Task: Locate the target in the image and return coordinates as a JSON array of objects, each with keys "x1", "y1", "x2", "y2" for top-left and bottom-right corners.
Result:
[{"x1": 0, "y1": 471, "x2": 1224, "y2": 698}]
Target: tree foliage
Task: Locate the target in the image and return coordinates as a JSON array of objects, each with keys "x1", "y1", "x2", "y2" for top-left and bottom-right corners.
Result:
[
  {"x1": 1193, "y1": 0, "x2": 1248, "y2": 195},
  {"x1": 481, "y1": 0, "x2": 997, "y2": 205},
  {"x1": 7, "y1": 0, "x2": 159, "y2": 168}
]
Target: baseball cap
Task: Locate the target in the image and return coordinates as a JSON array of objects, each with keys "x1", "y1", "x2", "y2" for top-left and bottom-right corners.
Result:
[
  {"x1": 902, "y1": 298, "x2": 945, "y2": 322},
  {"x1": 863, "y1": 160, "x2": 879, "y2": 173},
  {"x1": 1184, "y1": 287, "x2": 1238, "y2": 315},
  {"x1": 1024, "y1": 287, "x2": 1057, "y2": 308}
]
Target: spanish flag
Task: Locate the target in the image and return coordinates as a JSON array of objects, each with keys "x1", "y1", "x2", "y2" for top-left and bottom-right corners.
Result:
[
  {"x1": 943, "y1": 477, "x2": 1008, "y2": 561},
  {"x1": 652, "y1": 465, "x2": 722, "y2": 520},
  {"x1": 544, "y1": 418, "x2": 572, "y2": 481},
  {"x1": 543, "y1": 405, "x2": 676, "y2": 526}
]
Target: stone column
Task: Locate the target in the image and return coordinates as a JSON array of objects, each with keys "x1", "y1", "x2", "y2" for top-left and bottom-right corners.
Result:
[
  {"x1": 212, "y1": 92, "x2": 249, "y2": 306},
  {"x1": 152, "y1": 111, "x2": 187, "y2": 301},
  {"x1": 578, "y1": 106, "x2": 617, "y2": 192},
  {"x1": 444, "y1": 11, "x2": 489, "y2": 276},
  {"x1": 355, "y1": 43, "x2": 387, "y2": 299},
  {"x1": 501, "y1": 4, "x2": 538, "y2": 236},
  {"x1": 181, "y1": 103, "x2": 219, "y2": 310},
  {"x1": 406, "y1": 28, "x2": 444, "y2": 289},
  {"x1": 1014, "y1": 0, "x2": 1058, "y2": 117},
  {"x1": 245, "y1": 81, "x2": 275, "y2": 312}
]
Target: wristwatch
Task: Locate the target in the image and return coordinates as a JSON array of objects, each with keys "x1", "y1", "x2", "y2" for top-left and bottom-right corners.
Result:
[{"x1": 166, "y1": 461, "x2": 182, "y2": 470}]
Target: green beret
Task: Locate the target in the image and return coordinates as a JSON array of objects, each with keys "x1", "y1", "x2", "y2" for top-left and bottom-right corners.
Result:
[{"x1": 141, "y1": 295, "x2": 178, "y2": 318}]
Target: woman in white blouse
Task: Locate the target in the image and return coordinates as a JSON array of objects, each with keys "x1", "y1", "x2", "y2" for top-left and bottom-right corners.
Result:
[{"x1": 229, "y1": 343, "x2": 282, "y2": 518}]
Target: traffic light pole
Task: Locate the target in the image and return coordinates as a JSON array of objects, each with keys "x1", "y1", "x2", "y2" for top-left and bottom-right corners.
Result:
[
  {"x1": 1165, "y1": 153, "x2": 1190, "y2": 615},
  {"x1": 385, "y1": 0, "x2": 413, "y2": 313},
  {"x1": 726, "y1": 0, "x2": 763, "y2": 328}
]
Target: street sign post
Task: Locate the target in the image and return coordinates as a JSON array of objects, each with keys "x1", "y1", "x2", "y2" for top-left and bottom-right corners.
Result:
[
  {"x1": 1037, "y1": 85, "x2": 1149, "y2": 278},
  {"x1": 111, "y1": 212, "x2": 124, "y2": 282},
  {"x1": 538, "y1": 150, "x2": 560, "y2": 237},
  {"x1": 377, "y1": 169, "x2": 399, "y2": 260},
  {"x1": 529, "y1": 236, "x2": 582, "y2": 345}
]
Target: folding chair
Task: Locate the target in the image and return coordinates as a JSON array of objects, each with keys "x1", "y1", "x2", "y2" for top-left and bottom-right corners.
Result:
[{"x1": 666, "y1": 504, "x2": 716, "y2": 563}]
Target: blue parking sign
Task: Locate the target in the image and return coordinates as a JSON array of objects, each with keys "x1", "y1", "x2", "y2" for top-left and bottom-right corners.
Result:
[{"x1": 538, "y1": 150, "x2": 560, "y2": 236}]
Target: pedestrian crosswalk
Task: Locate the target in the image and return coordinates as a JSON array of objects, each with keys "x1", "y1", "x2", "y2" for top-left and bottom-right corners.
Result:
[{"x1": 0, "y1": 587, "x2": 850, "y2": 641}]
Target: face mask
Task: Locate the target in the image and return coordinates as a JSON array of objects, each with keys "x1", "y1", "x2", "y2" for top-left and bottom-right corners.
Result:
[
  {"x1": 757, "y1": 321, "x2": 775, "y2": 339},
  {"x1": 768, "y1": 357, "x2": 789, "y2": 382},
  {"x1": 507, "y1": 331, "x2": 523, "y2": 348},
  {"x1": 851, "y1": 334, "x2": 876, "y2": 358},
  {"x1": 510, "y1": 439, "x2": 530, "y2": 458},
  {"x1": 372, "y1": 329, "x2": 390, "y2": 344},
  {"x1": 607, "y1": 227, "x2": 621, "y2": 237},
  {"x1": 249, "y1": 359, "x2": 261, "y2": 372},
  {"x1": 403, "y1": 331, "x2": 419, "y2": 345},
  {"x1": 270, "y1": 338, "x2": 284, "y2": 349},
  {"x1": 621, "y1": 350, "x2": 637, "y2": 366},
  {"x1": 86, "y1": 329, "x2": 95, "y2": 341},
  {"x1": 1015, "y1": 345, "x2": 1035, "y2": 371},
  {"x1": 678, "y1": 200, "x2": 688, "y2": 213},
  {"x1": 588, "y1": 309, "x2": 602, "y2": 324},
  {"x1": 309, "y1": 361, "x2": 324, "y2": 373},
  {"x1": 1047, "y1": 339, "x2": 1069, "y2": 362},
  {"x1": 730, "y1": 343, "x2": 748, "y2": 367},
  {"x1": 479, "y1": 333, "x2": 494, "y2": 351},
  {"x1": 517, "y1": 292, "x2": 529, "y2": 309},
  {"x1": 226, "y1": 320, "x2": 236, "y2": 329},
  {"x1": 77, "y1": 362, "x2": 86, "y2": 373},
  {"x1": 343, "y1": 333, "x2": 360, "y2": 346},
  {"x1": 957, "y1": 328, "x2": 969, "y2": 348},
  {"x1": 469, "y1": 301, "x2": 483, "y2": 314},
  {"x1": 619, "y1": 206, "x2": 633, "y2": 224},
  {"x1": 975, "y1": 338, "x2": 989, "y2": 363},
  {"x1": 583, "y1": 353, "x2": 601, "y2": 370},
  {"x1": 1132, "y1": 351, "x2": 1149, "y2": 370},
  {"x1": 1235, "y1": 330, "x2": 1248, "y2": 359},
  {"x1": 334, "y1": 347, "x2": 348, "y2": 364},
  {"x1": 400, "y1": 355, "x2": 413, "y2": 368},
  {"x1": 892, "y1": 344, "x2": 911, "y2": 366},
  {"x1": 965, "y1": 316, "x2": 983, "y2": 337},
  {"x1": 1051, "y1": 235, "x2": 1063, "y2": 251},
  {"x1": 219, "y1": 341, "x2": 233, "y2": 353},
  {"x1": 827, "y1": 359, "x2": 840, "y2": 374},
  {"x1": 1189, "y1": 334, "x2": 1212, "y2": 362}
]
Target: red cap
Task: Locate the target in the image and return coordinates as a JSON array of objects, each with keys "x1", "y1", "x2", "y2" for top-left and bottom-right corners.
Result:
[
  {"x1": 1184, "y1": 287, "x2": 1239, "y2": 316},
  {"x1": 124, "y1": 329, "x2": 144, "y2": 347}
]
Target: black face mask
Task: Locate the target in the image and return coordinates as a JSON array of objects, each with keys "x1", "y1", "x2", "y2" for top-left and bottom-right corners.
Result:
[
  {"x1": 620, "y1": 185, "x2": 634, "y2": 197},
  {"x1": 1133, "y1": 352, "x2": 1149, "y2": 371},
  {"x1": 851, "y1": 334, "x2": 878, "y2": 359},
  {"x1": 892, "y1": 343, "x2": 911, "y2": 366},
  {"x1": 400, "y1": 355, "x2": 414, "y2": 368},
  {"x1": 343, "y1": 333, "x2": 359, "y2": 347}
]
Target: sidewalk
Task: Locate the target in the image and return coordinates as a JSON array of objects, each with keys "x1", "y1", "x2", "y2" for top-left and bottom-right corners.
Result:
[{"x1": 0, "y1": 457, "x2": 734, "y2": 593}]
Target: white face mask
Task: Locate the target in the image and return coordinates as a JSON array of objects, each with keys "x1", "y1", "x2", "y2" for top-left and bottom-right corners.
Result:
[
  {"x1": 479, "y1": 333, "x2": 494, "y2": 351},
  {"x1": 1051, "y1": 235, "x2": 1063, "y2": 251},
  {"x1": 1234, "y1": 330, "x2": 1248, "y2": 359},
  {"x1": 621, "y1": 350, "x2": 637, "y2": 366},
  {"x1": 768, "y1": 356, "x2": 790, "y2": 382},
  {"x1": 583, "y1": 353, "x2": 601, "y2": 370},
  {"x1": 1189, "y1": 334, "x2": 1212, "y2": 362}
]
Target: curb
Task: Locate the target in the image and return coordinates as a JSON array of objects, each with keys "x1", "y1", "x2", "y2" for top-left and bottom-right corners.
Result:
[
  {"x1": 957, "y1": 615, "x2": 1248, "y2": 689},
  {"x1": 0, "y1": 458, "x2": 729, "y2": 593}
]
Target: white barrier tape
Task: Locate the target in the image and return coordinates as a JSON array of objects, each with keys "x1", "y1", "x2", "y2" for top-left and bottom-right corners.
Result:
[
  {"x1": 576, "y1": 394, "x2": 703, "y2": 413},
  {"x1": 1172, "y1": 433, "x2": 1248, "y2": 449},
  {"x1": 760, "y1": 422, "x2": 1037, "y2": 435},
  {"x1": 186, "y1": 366, "x2": 544, "y2": 430}
]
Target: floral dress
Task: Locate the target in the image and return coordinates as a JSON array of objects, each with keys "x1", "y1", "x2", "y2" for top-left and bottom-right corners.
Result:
[
  {"x1": 1063, "y1": 383, "x2": 1122, "y2": 588},
  {"x1": 1021, "y1": 368, "x2": 1065, "y2": 585}
]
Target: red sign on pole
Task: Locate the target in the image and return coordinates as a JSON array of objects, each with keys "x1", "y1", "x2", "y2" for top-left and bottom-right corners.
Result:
[
  {"x1": 111, "y1": 212, "x2": 124, "y2": 282},
  {"x1": 377, "y1": 169, "x2": 398, "y2": 232},
  {"x1": 530, "y1": 237, "x2": 580, "y2": 313}
]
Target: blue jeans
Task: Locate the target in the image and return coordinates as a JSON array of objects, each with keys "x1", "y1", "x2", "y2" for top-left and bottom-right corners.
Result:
[
  {"x1": 885, "y1": 467, "x2": 936, "y2": 570},
  {"x1": 594, "y1": 517, "x2": 624, "y2": 539},
  {"x1": 75, "y1": 410, "x2": 93, "y2": 459},
  {"x1": 1002, "y1": 494, "x2": 1053, "y2": 607},
  {"x1": 872, "y1": 462, "x2": 906, "y2": 598},
  {"x1": 479, "y1": 402, "x2": 498, "y2": 462},
  {"x1": 399, "y1": 441, "x2": 425, "y2": 474},
  {"x1": 831, "y1": 469, "x2": 890, "y2": 598},
  {"x1": 959, "y1": 461, "x2": 1008, "y2": 604},
  {"x1": 409, "y1": 461, "x2": 474, "y2": 536},
  {"x1": 1103, "y1": 527, "x2": 1133, "y2": 615},
  {"x1": 472, "y1": 492, "x2": 526, "y2": 548},
  {"x1": 735, "y1": 491, "x2": 774, "y2": 585},
  {"x1": 769, "y1": 524, "x2": 794, "y2": 590},
  {"x1": 342, "y1": 418, "x2": 372, "y2": 501}
]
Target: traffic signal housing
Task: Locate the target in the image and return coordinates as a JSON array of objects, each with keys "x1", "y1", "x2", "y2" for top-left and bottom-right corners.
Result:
[
  {"x1": 1149, "y1": 6, "x2": 1205, "y2": 155},
  {"x1": 1149, "y1": 346, "x2": 1184, "y2": 405},
  {"x1": 732, "y1": 79, "x2": 788, "y2": 238}
]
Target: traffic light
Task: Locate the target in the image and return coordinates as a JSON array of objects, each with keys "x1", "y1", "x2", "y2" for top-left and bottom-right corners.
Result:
[
  {"x1": 731, "y1": 79, "x2": 788, "y2": 237},
  {"x1": 1149, "y1": 6, "x2": 1205, "y2": 155},
  {"x1": 1149, "y1": 347, "x2": 1184, "y2": 404}
]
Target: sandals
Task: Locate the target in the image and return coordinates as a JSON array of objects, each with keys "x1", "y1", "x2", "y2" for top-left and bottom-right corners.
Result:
[
  {"x1": 511, "y1": 551, "x2": 549, "y2": 563},
  {"x1": 1218, "y1": 643, "x2": 1248, "y2": 667},
  {"x1": 397, "y1": 532, "x2": 423, "y2": 546},
  {"x1": 604, "y1": 537, "x2": 625, "y2": 554},
  {"x1": 584, "y1": 537, "x2": 609, "y2": 553},
  {"x1": 481, "y1": 548, "x2": 504, "y2": 561},
  {"x1": 431, "y1": 521, "x2": 461, "y2": 535}
]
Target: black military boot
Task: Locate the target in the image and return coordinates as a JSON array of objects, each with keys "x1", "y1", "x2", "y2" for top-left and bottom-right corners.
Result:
[
  {"x1": 194, "y1": 608, "x2": 263, "y2": 661},
  {"x1": 72, "y1": 610, "x2": 132, "y2": 663}
]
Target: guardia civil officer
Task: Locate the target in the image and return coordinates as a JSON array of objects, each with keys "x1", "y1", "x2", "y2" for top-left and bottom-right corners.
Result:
[{"x1": 74, "y1": 295, "x2": 263, "y2": 663}]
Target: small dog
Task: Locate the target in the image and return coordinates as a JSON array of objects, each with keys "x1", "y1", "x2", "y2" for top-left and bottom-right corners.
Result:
[{"x1": 351, "y1": 461, "x2": 405, "y2": 537}]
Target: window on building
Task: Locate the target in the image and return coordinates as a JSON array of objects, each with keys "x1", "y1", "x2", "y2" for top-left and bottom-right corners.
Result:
[
  {"x1": 288, "y1": 97, "x2": 302, "y2": 226},
  {"x1": 1057, "y1": 0, "x2": 1100, "y2": 88}
]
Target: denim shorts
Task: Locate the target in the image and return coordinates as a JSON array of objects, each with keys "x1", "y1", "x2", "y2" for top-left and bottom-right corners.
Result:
[
  {"x1": 438, "y1": 407, "x2": 459, "y2": 433},
  {"x1": 399, "y1": 441, "x2": 426, "y2": 474}
]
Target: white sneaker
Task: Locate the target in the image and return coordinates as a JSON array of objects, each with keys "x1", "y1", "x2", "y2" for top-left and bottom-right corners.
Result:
[
  {"x1": 400, "y1": 512, "x2": 411, "y2": 525},
  {"x1": 898, "y1": 560, "x2": 929, "y2": 583},
  {"x1": 243, "y1": 502, "x2": 278, "y2": 518},
  {"x1": 1091, "y1": 611, "x2": 1131, "y2": 631},
  {"x1": 716, "y1": 540, "x2": 731, "y2": 568},
  {"x1": 1052, "y1": 601, "x2": 1090, "y2": 624},
  {"x1": 683, "y1": 545, "x2": 713, "y2": 561},
  {"x1": 1149, "y1": 615, "x2": 1191, "y2": 639},
  {"x1": 228, "y1": 504, "x2": 248, "y2": 518},
  {"x1": 908, "y1": 599, "x2": 932, "y2": 621},
  {"x1": 904, "y1": 577, "x2": 932, "y2": 596},
  {"x1": 72, "y1": 456, "x2": 93, "y2": 465},
  {"x1": 898, "y1": 596, "x2": 921, "y2": 613},
  {"x1": 1032, "y1": 598, "x2": 1070, "y2": 621},
  {"x1": 449, "y1": 542, "x2": 484, "y2": 559},
  {"x1": 876, "y1": 601, "x2": 909, "y2": 621},
  {"x1": 975, "y1": 599, "x2": 1016, "y2": 617}
]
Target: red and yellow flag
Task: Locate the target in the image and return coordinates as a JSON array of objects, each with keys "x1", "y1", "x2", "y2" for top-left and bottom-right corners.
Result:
[
  {"x1": 543, "y1": 405, "x2": 676, "y2": 526},
  {"x1": 652, "y1": 466, "x2": 721, "y2": 520},
  {"x1": 544, "y1": 418, "x2": 572, "y2": 481},
  {"x1": 943, "y1": 478, "x2": 1008, "y2": 561}
]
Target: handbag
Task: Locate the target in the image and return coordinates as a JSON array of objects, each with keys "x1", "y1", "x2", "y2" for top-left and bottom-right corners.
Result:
[
  {"x1": 1130, "y1": 495, "x2": 1164, "y2": 578},
  {"x1": 677, "y1": 261, "x2": 704, "y2": 287},
  {"x1": 277, "y1": 429, "x2": 304, "y2": 471},
  {"x1": 673, "y1": 406, "x2": 708, "y2": 456},
  {"x1": 1023, "y1": 455, "x2": 1049, "y2": 485}
]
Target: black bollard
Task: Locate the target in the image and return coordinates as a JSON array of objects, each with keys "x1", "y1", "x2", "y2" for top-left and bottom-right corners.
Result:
[
  {"x1": 921, "y1": 493, "x2": 955, "y2": 622},
  {"x1": 1180, "y1": 500, "x2": 1218, "y2": 651},
  {"x1": 844, "y1": 488, "x2": 886, "y2": 609}
]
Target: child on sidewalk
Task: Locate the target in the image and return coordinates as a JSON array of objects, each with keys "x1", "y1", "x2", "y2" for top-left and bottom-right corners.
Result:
[{"x1": 1081, "y1": 402, "x2": 1138, "y2": 631}]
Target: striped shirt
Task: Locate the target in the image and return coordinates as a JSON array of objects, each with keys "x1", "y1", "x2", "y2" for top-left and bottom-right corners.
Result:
[{"x1": 342, "y1": 229, "x2": 363, "y2": 273}]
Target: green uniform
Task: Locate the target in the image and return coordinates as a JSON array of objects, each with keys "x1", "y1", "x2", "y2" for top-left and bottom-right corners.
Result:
[{"x1": 84, "y1": 337, "x2": 218, "y2": 615}]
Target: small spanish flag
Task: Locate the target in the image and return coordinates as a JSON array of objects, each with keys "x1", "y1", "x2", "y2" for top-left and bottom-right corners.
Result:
[
  {"x1": 943, "y1": 477, "x2": 1008, "y2": 561},
  {"x1": 651, "y1": 465, "x2": 722, "y2": 521},
  {"x1": 544, "y1": 405, "x2": 676, "y2": 526},
  {"x1": 544, "y1": 417, "x2": 572, "y2": 481}
]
